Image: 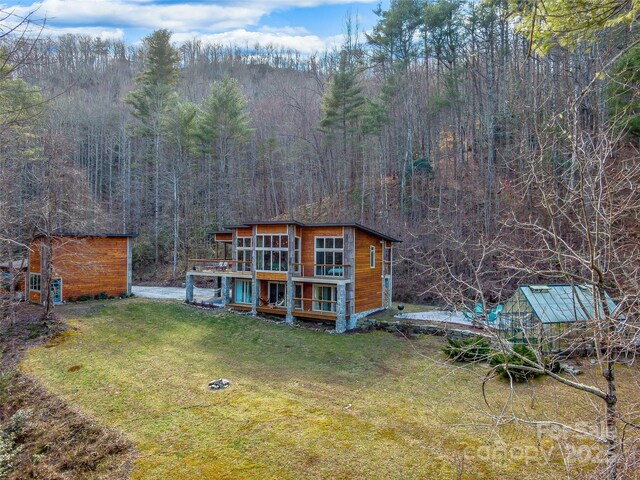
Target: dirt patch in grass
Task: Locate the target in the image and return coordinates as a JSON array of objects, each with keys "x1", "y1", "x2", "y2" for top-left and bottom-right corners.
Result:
[
  {"x1": 0, "y1": 303, "x2": 66, "y2": 371},
  {"x1": 0, "y1": 302, "x2": 136, "y2": 479}
]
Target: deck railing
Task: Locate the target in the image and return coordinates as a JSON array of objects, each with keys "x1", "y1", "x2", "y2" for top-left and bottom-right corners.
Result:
[
  {"x1": 187, "y1": 258, "x2": 251, "y2": 273},
  {"x1": 291, "y1": 263, "x2": 350, "y2": 279},
  {"x1": 187, "y1": 260, "x2": 349, "y2": 278}
]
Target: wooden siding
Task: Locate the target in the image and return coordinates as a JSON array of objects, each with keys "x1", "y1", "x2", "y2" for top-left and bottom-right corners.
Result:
[
  {"x1": 354, "y1": 230, "x2": 383, "y2": 313},
  {"x1": 28, "y1": 241, "x2": 42, "y2": 302},
  {"x1": 299, "y1": 226, "x2": 344, "y2": 266},
  {"x1": 236, "y1": 228, "x2": 252, "y2": 237},
  {"x1": 214, "y1": 232, "x2": 232, "y2": 242},
  {"x1": 28, "y1": 236, "x2": 129, "y2": 302},
  {"x1": 256, "y1": 224, "x2": 287, "y2": 234},
  {"x1": 29, "y1": 245, "x2": 41, "y2": 273},
  {"x1": 256, "y1": 271, "x2": 287, "y2": 282}
]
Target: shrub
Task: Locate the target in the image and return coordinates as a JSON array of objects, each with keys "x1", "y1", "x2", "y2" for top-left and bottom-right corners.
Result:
[
  {"x1": 490, "y1": 344, "x2": 541, "y2": 382},
  {"x1": 94, "y1": 292, "x2": 108, "y2": 300},
  {"x1": 76, "y1": 294, "x2": 93, "y2": 302},
  {"x1": 444, "y1": 337, "x2": 493, "y2": 362},
  {"x1": 544, "y1": 355, "x2": 562, "y2": 374},
  {"x1": 0, "y1": 409, "x2": 31, "y2": 479}
]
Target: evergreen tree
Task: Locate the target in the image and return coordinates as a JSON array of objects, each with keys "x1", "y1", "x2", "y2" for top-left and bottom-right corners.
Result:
[
  {"x1": 608, "y1": 45, "x2": 640, "y2": 138},
  {"x1": 125, "y1": 29, "x2": 180, "y2": 263},
  {"x1": 196, "y1": 76, "x2": 252, "y2": 225},
  {"x1": 320, "y1": 50, "x2": 366, "y2": 156}
]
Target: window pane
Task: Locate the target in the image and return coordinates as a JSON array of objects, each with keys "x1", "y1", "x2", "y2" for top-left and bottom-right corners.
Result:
[
  {"x1": 265, "y1": 236, "x2": 271, "y2": 247},
  {"x1": 257, "y1": 236, "x2": 263, "y2": 247},
  {"x1": 280, "y1": 252, "x2": 288, "y2": 270},
  {"x1": 281, "y1": 235, "x2": 288, "y2": 248},
  {"x1": 326, "y1": 238, "x2": 334, "y2": 248},
  {"x1": 335, "y1": 252, "x2": 343, "y2": 265},
  {"x1": 257, "y1": 252, "x2": 264, "y2": 270},
  {"x1": 273, "y1": 236, "x2": 280, "y2": 248},
  {"x1": 316, "y1": 238, "x2": 323, "y2": 248},
  {"x1": 335, "y1": 238, "x2": 343, "y2": 248}
]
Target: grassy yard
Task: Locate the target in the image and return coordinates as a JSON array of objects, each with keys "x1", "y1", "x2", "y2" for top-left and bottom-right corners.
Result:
[{"x1": 20, "y1": 299, "x2": 637, "y2": 479}]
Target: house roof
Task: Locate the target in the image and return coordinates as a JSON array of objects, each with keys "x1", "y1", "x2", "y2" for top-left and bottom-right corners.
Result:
[
  {"x1": 306, "y1": 222, "x2": 401, "y2": 242},
  {"x1": 221, "y1": 221, "x2": 401, "y2": 243},
  {"x1": 518, "y1": 284, "x2": 619, "y2": 324},
  {"x1": 0, "y1": 260, "x2": 26, "y2": 270},
  {"x1": 32, "y1": 232, "x2": 138, "y2": 240}
]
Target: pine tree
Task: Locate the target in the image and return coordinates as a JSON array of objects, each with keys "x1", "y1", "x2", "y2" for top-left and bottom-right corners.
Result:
[
  {"x1": 320, "y1": 50, "x2": 365, "y2": 156},
  {"x1": 125, "y1": 29, "x2": 180, "y2": 264},
  {"x1": 196, "y1": 76, "x2": 252, "y2": 225}
]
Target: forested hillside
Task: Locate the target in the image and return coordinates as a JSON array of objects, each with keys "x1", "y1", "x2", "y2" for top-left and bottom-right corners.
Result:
[{"x1": 1, "y1": 0, "x2": 638, "y2": 302}]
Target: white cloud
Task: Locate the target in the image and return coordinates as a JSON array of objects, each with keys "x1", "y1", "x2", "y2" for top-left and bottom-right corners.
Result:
[
  {"x1": 6, "y1": 0, "x2": 267, "y2": 32},
  {"x1": 1, "y1": 0, "x2": 375, "y2": 53},
  {"x1": 171, "y1": 28, "x2": 344, "y2": 54},
  {"x1": 42, "y1": 26, "x2": 126, "y2": 40},
  {"x1": 3, "y1": 0, "x2": 375, "y2": 33}
]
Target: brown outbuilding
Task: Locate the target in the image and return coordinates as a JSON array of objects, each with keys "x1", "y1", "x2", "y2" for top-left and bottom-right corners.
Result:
[{"x1": 27, "y1": 233, "x2": 135, "y2": 304}]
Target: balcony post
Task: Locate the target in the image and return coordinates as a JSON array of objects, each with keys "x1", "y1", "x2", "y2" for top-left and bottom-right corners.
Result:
[
  {"x1": 286, "y1": 224, "x2": 295, "y2": 324},
  {"x1": 185, "y1": 273, "x2": 194, "y2": 302},
  {"x1": 336, "y1": 282, "x2": 347, "y2": 333},
  {"x1": 251, "y1": 225, "x2": 258, "y2": 315},
  {"x1": 220, "y1": 276, "x2": 229, "y2": 307}
]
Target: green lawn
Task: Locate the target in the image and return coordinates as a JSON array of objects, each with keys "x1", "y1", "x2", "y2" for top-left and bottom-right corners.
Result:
[{"x1": 20, "y1": 299, "x2": 632, "y2": 479}]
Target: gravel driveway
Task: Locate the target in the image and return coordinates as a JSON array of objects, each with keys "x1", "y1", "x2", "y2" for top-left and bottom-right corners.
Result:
[{"x1": 132, "y1": 285, "x2": 218, "y2": 303}]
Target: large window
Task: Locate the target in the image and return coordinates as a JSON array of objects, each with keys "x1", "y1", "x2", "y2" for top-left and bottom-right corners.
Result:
[
  {"x1": 313, "y1": 285, "x2": 337, "y2": 313},
  {"x1": 293, "y1": 237, "x2": 301, "y2": 274},
  {"x1": 268, "y1": 282, "x2": 287, "y2": 307},
  {"x1": 29, "y1": 273, "x2": 41, "y2": 292},
  {"x1": 315, "y1": 237, "x2": 344, "y2": 276},
  {"x1": 370, "y1": 245, "x2": 376, "y2": 269},
  {"x1": 294, "y1": 283, "x2": 303, "y2": 309},
  {"x1": 236, "y1": 237, "x2": 252, "y2": 272},
  {"x1": 256, "y1": 234, "x2": 288, "y2": 271},
  {"x1": 234, "y1": 280, "x2": 252, "y2": 304}
]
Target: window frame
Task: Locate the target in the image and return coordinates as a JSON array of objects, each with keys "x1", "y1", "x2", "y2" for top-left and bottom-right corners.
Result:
[
  {"x1": 314, "y1": 236, "x2": 344, "y2": 277},
  {"x1": 235, "y1": 236, "x2": 252, "y2": 272},
  {"x1": 370, "y1": 245, "x2": 376, "y2": 269},
  {"x1": 312, "y1": 284, "x2": 337, "y2": 313},
  {"x1": 294, "y1": 236, "x2": 301, "y2": 274},
  {"x1": 256, "y1": 234, "x2": 289, "y2": 272},
  {"x1": 293, "y1": 283, "x2": 303, "y2": 310},
  {"x1": 29, "y1": 273, "x2": 41, "y2": 292},
  {"x1": 267, "y1": 281, "x2": 287, "y2": 306},
  {"x1": 234, "y1": 279, "x2": 252, "y2": 304}
]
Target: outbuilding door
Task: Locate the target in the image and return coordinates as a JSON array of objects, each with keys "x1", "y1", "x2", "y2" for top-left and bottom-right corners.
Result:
[{"x1": 50, "y1": 278, "x2": 62, "y2": 303}]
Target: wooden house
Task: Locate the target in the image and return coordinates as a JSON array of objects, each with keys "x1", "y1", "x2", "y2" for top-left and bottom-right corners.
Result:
[
  {"x1": 186, "y1": 221, "x2": 400, "y2": 333},
  {"x1": 27, "y1": 233, "x2": 135, "y2": 304},
  {"x1": 0, "y1": 259, "x2": 27, "y2": 298}
]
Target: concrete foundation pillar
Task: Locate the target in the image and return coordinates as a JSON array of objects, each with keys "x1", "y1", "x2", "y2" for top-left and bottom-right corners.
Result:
[
  {"x1": 185, "y1": 273, "x2": 194, "y2": 302},
  {"x1": 336, "y1": 283, "x2": 347, "y2": 333},
  {"x1": 251, "y1": 277, "x2": 258, "y2": 314},
  {"x1": 285, "y1": 277, "x2": 294, "y2": 324},
  {"x1": 221, "y1": 276, "x2": 229, "y2": 307}
]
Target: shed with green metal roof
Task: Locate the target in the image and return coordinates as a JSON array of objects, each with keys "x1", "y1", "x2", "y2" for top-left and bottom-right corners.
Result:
[{"x1": 500, "y1": 284, "x2": 620, "y2": 352}]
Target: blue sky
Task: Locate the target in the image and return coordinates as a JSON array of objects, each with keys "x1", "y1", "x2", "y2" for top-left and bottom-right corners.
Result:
[{"x1": 4, "y1": 0, "x2": 389, "y2": 53}]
